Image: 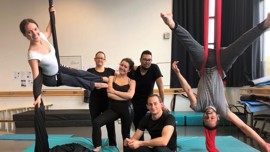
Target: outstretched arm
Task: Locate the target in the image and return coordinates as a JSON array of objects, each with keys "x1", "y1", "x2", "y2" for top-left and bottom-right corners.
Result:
[
  {"x1": 29, "y1": 59, "x2": 42, "y2": 107},
  {"x1": 227, "y1": 111, "x2": 270, "y2": 152},
  {"x1": 172, "y1": 61, "x2": 197, "y2": 106},
  {"x1": 44, "y1": 6, "x2": 56, "y2": 39}
]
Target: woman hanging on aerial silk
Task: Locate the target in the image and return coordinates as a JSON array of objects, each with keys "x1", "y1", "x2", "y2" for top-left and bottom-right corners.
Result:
[
  {"x1": 19, "y1": 6, "x2": 108, "y2": 108},
  {"x1": 19, "y1": 6, "x2": 108, "y2": 152}
]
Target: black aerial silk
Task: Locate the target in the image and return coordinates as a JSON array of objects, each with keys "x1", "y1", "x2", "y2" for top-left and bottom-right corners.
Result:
[
  {"x1": 34, "y1": 1, "x2": 90, "y2": 151},
  {"x1": 49, "y1": 0, "x2": 62, "y2": 86},
  {"x1": 33, "y1": 1, "x2": 60, "y2": 151},
  {"x1": 33, "y1": 70, "x2": 49, "y2": 152},
  {"x1": 50, "y1": 143, "x2": 91, "y2": 152}
]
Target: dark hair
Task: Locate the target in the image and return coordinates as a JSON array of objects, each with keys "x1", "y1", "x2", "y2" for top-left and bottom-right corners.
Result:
[
  {"x1": 121, "y1": 58, "x2": 134, "y2": 71},
  {"x1": 140, "y1": 50, "x2": 152, "y2": 59},
  {"x1": 147, "y1": 94, "x2": 162, "y2": 103},
  {"x1": 19, "y1": 18, "x2": 39, "y2": 35},
  {"x1": 95, "y1": 51, "x2": 106, "y2": 59},
  {"x1": 203, "y1": 121, "x2": 218, "y2": 130}
]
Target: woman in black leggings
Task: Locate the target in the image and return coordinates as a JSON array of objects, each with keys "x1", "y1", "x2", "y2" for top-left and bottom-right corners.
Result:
[
  {"x1": 87, "y1": 51, "x2": 116, "y2": 146},
  {"x1": 91, "y1": 58, "x2": 135, "y2": 152}
]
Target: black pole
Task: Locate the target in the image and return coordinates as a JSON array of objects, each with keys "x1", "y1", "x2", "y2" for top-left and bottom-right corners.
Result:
[
  {"x1": 49, "y1": 0, "x2": 62, "y2": 86},
  {"x1": 49, "y1": 0, "x2": 60, "y2": 66}
]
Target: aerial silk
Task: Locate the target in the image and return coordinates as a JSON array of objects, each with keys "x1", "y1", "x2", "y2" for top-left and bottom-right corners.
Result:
[
  {"x1": 34, "y1": 70, "x2": 49, "y2": 152},
  {"x1": 202, "y1": 0, "x2": 222, "y2": 152},
  {"x1": 49, "y1": 0, "x2": 62, "y2": 86},
  {"x1": 200, "y1": 0, "x2": 223, "y2": 78},
  {"x1": 200, "y1": 0, "x2": 209, "y2": 76},
  {"x1": 34, "y1": 0, "x2": 60, "y2": 151},
  {"x1": 215, "y1": 0, "x2": 222, "y2": 77},
  {"x1": 204, "y1": 128, "x2": 219, "y2": 152}
]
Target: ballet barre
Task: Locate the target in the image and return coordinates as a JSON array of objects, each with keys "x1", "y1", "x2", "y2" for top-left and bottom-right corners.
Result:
[
  {"x1": 154, "y1": 88, "x2": 186, "y2": 111},
  {"x1": 0, "y1": 90, "x2": 84, "y2": 97}
]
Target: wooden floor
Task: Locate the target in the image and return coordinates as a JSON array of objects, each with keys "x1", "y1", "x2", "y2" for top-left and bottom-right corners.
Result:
[{"x1": 0, "y1": 123, "x2": 269, "y2": 152}]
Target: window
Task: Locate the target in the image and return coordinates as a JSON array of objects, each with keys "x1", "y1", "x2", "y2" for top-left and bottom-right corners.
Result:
[
  {"x1": 264, "y1": 0, "x2": 270, "y2": 75},
  {"x1": 208, "y1": 0, "x2": 215, "y2": 49},
  {"x1": 209, "y1": 0, "x2": 270, "y2": 76}
]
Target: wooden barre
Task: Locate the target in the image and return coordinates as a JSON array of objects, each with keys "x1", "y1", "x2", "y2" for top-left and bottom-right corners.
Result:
[
  {"x1": 154, "y1": 88, "x2": 185, "y2": 95},
  {"x1": 0, "y1": 120, "x2": 13, "y2": 122},
  {"x1": 0, "y1": 88, "x2": 185, "y2": 97},
  {"x1": 0, "y1": 103, "x2": 53, "y2": 111},
  {"x1": 0, "y1": 90, "x2": 84, "y2": 97},
  {"x1": 240, "y1": 86, "x2": 270, "y2": 98},
  {"x1": 27, "y1": 103, "x2": 53, "y2": 108}
]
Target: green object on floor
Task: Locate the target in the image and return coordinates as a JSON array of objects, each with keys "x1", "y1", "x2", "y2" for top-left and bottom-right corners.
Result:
[
  {"x1": 23, "y1": 136, "x2": 258, "y2": 152},
  {"x1": 171, "y1": 111, "x2": 203, "y2": 126},
  {"x1": 176, "y1": 136, "x2": 259, "y2": 152},
  {"x1": 170, "y1": 111, "x2": 185, "y2": 126},
  {"x1": 23, "y1": 137, "x2": 119, "y2": 152},
  {"x1": 0, "y1": 134, "x2": 73, "y2": 140}
]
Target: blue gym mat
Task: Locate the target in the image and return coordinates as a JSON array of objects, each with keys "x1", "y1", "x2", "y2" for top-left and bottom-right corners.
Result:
[
  {"x1": 22, "y1": 136, "x2": 258, "y2": 152},
  {"x1": 23, "y1": 137, "x2": 119, "y2": 152},
  {"x1": 0, "y1": 134, "x2": 73, "y2": 140},
  {"x1": 177, "y1": 136, "x2": 259, "y2": 152}
]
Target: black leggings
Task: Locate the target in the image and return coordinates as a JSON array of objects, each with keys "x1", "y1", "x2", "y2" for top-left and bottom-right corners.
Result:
[
  {"x1": 173, "y1": 23, "x2": 267, "y2": 73},
  {"x1": 92, "y1": 100, "x2": 134, "y2": 148},
  {"x1": 132, "y1": 101, "x2": 148, "y2": 140},
  {"x1": 89, "y1": 93, "x2": 116, "y2": 146},
  {"x1": 43, "y1": 65, "x2": 102, "y2": 90}
]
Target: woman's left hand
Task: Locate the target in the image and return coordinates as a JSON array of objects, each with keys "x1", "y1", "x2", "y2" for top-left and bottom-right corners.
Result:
[
  {"x1": 107, "y1": 88, "x2": 115, "y2": 94},
  {"x1": 49, "y1": 6, "x2": 56, "y2": 13}
]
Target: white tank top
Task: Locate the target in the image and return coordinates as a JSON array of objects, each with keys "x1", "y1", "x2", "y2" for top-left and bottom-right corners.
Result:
[{"x1": 28, "y1": 33, "x2": 59, "y2": 76}]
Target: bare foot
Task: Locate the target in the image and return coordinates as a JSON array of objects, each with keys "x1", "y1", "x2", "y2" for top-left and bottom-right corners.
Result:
[
  {"x1": 95, "y1": 82, "x2": 108, "y2": 89},
  {"x1": 92, "y1": 146, "x2": 102, "y2": 152},
  {"x1": 160, "y1": 12, "x2": 176, "y2": 29},
  {"x1": 263, "y1": 12, "x2": 270, "y2": 28}
]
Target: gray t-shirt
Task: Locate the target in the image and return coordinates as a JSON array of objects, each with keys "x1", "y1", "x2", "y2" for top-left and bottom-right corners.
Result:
[{"x1": 190, "y1": 67, "x2": 229, "y2": 118}]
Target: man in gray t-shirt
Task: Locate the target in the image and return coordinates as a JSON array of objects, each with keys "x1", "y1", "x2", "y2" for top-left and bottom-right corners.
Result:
[{"x1": 161, "y1": 11, "x2": 270, "y2": 151}]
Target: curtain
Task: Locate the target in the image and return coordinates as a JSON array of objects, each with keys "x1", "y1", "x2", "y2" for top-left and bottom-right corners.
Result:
[
  {"x1": 222, "y1": 0, "x2": 263, "y2": 87},
  {"x1": 170, "y1": 0, "x2": 263, "y2": 87},
  {"x1": 170, "y1": 0, "x2": 204, "y2": 88}
]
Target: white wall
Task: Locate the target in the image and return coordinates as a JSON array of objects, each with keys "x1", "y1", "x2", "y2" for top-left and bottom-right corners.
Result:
[
  {"x1": 0, "y1": 0, "x2": 173, "y2": 109},
  {"x1": 0, "y1": 0, "x2": 249, "y2": 111},
  {"x1": 0, "y1": 0, "x2": 264, "y2": 116},
  {"x1": 0, "y1": 0, "x2": 172, "y2": 91}
]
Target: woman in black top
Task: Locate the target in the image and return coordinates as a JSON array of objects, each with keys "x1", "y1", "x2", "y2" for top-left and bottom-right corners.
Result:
[
  {"x1": 87, "y1": 51, "x2": 116, "y2": 146},
  {"x1": 91, "y1": 58, "x2": 136, "y2": 152}
]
